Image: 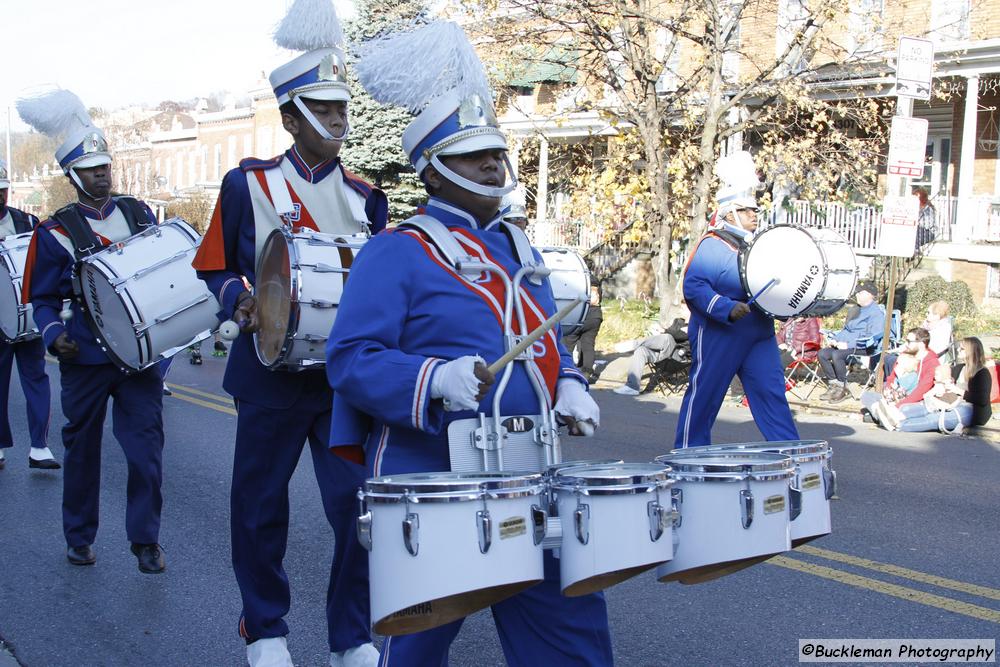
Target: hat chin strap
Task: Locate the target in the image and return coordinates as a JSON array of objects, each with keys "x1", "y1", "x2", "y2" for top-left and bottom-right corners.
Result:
[
  {"x1": 429, "y1": 153, "x2": 518, "y2": 198},
  {"x1": 293, "y1": 96, "x2": 349, "y2": 142},
  {"x1": 68, "y1": 168, "x2": 100, "y2": 200}
]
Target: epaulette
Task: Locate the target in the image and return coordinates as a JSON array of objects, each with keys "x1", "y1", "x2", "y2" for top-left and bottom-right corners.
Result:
[
  {"x1": 341, "y1": 166, "x2": 374, "y2": 197},
  {"x1": 239, "y1": 155, "x2": 284, "y2": 172}
]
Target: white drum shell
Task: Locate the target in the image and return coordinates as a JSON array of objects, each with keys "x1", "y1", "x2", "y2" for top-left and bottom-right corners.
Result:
[
  {"x1": 552, "y1": 483, "x2": 673, "y2": 595},
  {"x1": 657, "y1": 476, "x2": 790, "y2": 578},
  {"x1": 254, "y1": 231, "x2": 365, "y2": 368},
  {"x1": 77, "y1": 219, "x2": 218, "y2": 370},
  {"x1": 366, "y1": 488, "x2": 544, "y2": 631},
  {"x1": 0, "y1": 233, "x2": 38, "y2": 342},
  {"x1": 742, "y1": 225, "x2": 857, "y2": 319},
  {"x1": 538, "y1": 247, "x2": 590, "y2": 334},
  {"x1": 696, "y1": 441, "x2": 833, "y2": 543}
]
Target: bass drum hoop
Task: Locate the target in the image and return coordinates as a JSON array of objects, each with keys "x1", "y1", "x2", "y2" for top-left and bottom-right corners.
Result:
[{"x1": 253, "y1": 228, "x2": 300, "y2": 369}]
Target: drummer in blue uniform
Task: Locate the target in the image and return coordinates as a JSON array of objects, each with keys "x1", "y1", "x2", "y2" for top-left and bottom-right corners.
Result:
[
  {"x1": 326, "y1": 21, "x2": 611, "y2": 666},
  {"x1": 674, "y1": 151, "x2": 799, "y2": 448},
  {"x1": 17, "y1": 89, "x2": 166, "y2": 573},
  {"x1": 0, "y1": 160, "x2": 57, "y2": 472},
  {"x1": 191, "y1": 1, "x2": 387, "y2": 665}
]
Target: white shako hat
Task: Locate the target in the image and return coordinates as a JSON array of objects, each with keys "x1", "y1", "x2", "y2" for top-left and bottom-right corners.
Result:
[
  {"x1": 269, "y1": 0, "x2": 351, "y2": 140},
  {"x1": 16, "y1": 87, "x2": 112, "y2": 175},
  {"x1": 356, "y1": 21, "x2": 516, "y2": 199},
  {"x1": 715, "y1": 150, "x2": 761, "y2": 215},
  {"x1": 0, "y1": 160, "x2": 9, "y2": 189}
]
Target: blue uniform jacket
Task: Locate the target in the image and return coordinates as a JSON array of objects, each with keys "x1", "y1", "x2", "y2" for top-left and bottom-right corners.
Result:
[
  {"x1": 23, "y1": 198, "x2": 157, "y2": 365},
  {"x1": 684, "y1": 229, "x2": 774, "y2": 343},
  {"x1": 832, "y1": 302, "x2": 885, "y2": 347},
  {"x1": 0, "y1": 206, "x2": 40, "y2": 236},
  {"x1": 325, "y1": 198, "x2": 588, "y2": 474},
  {"x1": 193, "y1": 150, "x2": 388, "y2": 409}
]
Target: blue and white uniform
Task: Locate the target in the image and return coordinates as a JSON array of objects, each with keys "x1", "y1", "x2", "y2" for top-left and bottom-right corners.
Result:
[
  {"x1": 192, "y1": 148, "x2": 387, "y2": 652},
  {"x1": 24, "y1": 196, "x2": 166, "y2": 547},
  {"x1": 674, "y1": 226, "x2": 799, "y2": 448},
  {"x1": 0, "y1": 206, "x2": 50, "y2": 458},
  {"x1": 326, "y1": 199, "x2": 612, "y2": 667}
]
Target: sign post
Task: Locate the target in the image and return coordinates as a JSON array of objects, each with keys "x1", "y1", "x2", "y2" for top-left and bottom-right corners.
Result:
[{"x1": 874, "y1": 38, "x2": 934, "y2": 391}]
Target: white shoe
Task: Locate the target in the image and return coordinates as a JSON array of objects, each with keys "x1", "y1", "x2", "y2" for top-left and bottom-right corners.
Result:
[
  {"x1": 29, "y1": 446, "x2": 55, "y2": 461},
  {"x1": 247, "y1": 637, "x2": 293, "y2": 667},
  {"x1": 330, "y1": 643, "x2": 379, "y2": 667},
  {"x1": 613, "y1": 385, "x2": 640, "y2": 396}
]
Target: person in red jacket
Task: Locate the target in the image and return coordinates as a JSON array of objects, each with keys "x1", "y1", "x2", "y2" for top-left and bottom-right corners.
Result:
[{"x1": 861, "y1": 327, "x2": 939, "y2": 426}]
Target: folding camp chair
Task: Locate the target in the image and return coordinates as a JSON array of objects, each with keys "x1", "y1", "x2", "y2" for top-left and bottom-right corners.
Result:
[
  {"x1": 785, "y1": 340, "x2": 824, "y2": 400},
  {"x1": 647, "y1": 340, "x2": 691, "y2": 395},
  {"x1": 847, "y1": 307, "x2": 902, "y2": 392}
]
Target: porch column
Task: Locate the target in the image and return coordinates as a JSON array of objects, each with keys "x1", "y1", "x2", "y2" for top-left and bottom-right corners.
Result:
[
  {"x1": 955, "y1": 74, "x2": 979, "y2": 241},
  {"x1": 510, "y1": 138, "x2": 522, "y2": 178},
  {"x1": 536, "y1": 134, "x2": 549, "y2": 223}
]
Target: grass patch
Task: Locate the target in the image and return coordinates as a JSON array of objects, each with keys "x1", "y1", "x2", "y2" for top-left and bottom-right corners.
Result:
[{"x1": 596, "y1": 299, "x2": 660, "y2": 350}]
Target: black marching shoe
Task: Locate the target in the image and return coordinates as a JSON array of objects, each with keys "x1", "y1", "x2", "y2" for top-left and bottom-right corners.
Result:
[
  {"x1": 67, "y1": 545, "x2": 96, "y2": 566},
  {"x1": 29, "y1": 457, "x2": 61, "y2": 470},
  {"x1": 131, "y1": 543, "x2": 166, "y2": 574}
]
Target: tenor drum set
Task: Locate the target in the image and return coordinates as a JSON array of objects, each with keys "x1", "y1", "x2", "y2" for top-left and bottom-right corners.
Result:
[{"x1": 0, "y1": 232, "x2": 40, "y2": 343}]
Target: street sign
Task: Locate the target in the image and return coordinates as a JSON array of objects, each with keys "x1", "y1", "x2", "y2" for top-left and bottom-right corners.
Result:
[
  {"x1": 887, "y1": 116, "x2": 928, "y2": 177},
  {"x1": 877, "y1": 194, "x2": 919, "y2": 258},
  {"x1": 894, "y1": 37, "x2": 934, "y2": 100}
]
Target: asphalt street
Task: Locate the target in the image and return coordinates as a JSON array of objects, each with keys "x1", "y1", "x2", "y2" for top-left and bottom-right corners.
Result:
[{"x1": 0, "y1": 350, "x2": 997, "y2": 666}]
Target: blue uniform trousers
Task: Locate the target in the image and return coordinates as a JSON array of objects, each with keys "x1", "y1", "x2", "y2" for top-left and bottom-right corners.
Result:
[
  {"x1": 0, "y1": 338, "x2": 50, "y2": 450},
  {"x1": 59, "y1": 362, "x2": 164, "y2": 547},
  {"x1": 675, "y1": 323, "x2": 799, "y2": 448},
  {"x1": 231, "y1": 391, "x2": 370, "y2": 652},
  {"x1": 378, "y1": 552, "x2": 613, "y2": 667}
]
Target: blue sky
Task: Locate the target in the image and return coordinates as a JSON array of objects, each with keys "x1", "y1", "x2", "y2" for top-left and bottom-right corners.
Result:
[{"x1": 3, "y1": 0, "x2": 356, "y2": 127}]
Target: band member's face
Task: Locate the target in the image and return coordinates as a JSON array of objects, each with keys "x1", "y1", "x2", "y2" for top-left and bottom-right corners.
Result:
[
  {"x1": 734, "y1": 207, "x2": 758, "y2": 232},
  {"x1": 429, "y1": 149, "x2": 506, "y2": 221},
  {"x1": 285, "y1": 98, "x2": 347, "y2": 162},
  {"x1": 73, "y1": 164, "x2": 111, "y2": 199},
  {"x1": 0, "y1": 188, "x2": 7, "y2": 210}
]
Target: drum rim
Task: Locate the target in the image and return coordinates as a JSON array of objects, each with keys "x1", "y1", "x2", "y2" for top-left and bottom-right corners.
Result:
[
  {"x1": 654, "y1": 451, "x2": 794, "y2": 481},
  {"x1": 545, "y1": 459, "x2": 624, "y2": 475},
  {"x1": 550, "y1": 462, "x2": 674, "y2": 492},
  {"x1": 253, "y1": 228, "x2": 298, "y2": 368},
  {"x1": 691, "y1": 440, "x2": 830, "y2": 463},
  {"x1": 364, "y1": 471, "x2": 545, "y2": 503}
]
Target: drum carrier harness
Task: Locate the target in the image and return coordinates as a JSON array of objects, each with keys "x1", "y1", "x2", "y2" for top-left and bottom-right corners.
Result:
[
  {"x1": 400, "y1": 216, "x2": 564, "y2": 474},
  {"x1": 51, "y1": 197, "x2": 154, "y2": 259}
]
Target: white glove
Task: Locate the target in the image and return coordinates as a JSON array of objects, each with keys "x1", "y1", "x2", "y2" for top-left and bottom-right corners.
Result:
[
  {"x1": 554, "y1": 378, "x2": 600, "y2": 436},
  {"x1": 430, "y1": 355, "x2": 486, "y2": 412}
]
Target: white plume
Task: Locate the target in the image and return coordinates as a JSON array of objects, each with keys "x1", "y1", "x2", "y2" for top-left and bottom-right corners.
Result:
[
  {"x1": 16, "y1": 87, "x2": 93, "y2": 139},
  {"x1": 715, "y1": 150, "x2": 760, "y2": 191},
  {"x1": 355, "y1": 21, "x2": 492, "y2": 114},
  {"x1": 274, "y1": 0, "x2": 344, "y2": 51}
]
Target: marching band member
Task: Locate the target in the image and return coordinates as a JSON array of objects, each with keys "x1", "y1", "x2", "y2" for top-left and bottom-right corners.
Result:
[
  {"x1": 17, "y1": 89, "x2": 167, "y2": 573},
  {"x1": 327, "y1": 21, "x2": 611, "y2": 666},
  {"x1": 191, "y1": 1, "x2": 387, "y2": 665},
  {"x1": 0, "y1": 160, "x2": 57, "y2": 471},
  {"x1": 674, "y1": 151, "x2": 798, "y2": 448}
]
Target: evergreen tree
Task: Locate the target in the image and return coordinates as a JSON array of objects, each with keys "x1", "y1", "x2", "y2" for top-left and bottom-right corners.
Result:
[{"x1": 343, "y1": 0, "x2": 431, "y2": 221}]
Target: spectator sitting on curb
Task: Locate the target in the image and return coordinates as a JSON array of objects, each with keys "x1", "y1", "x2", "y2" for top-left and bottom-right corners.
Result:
[
  {"x1": 613, "y1": 317, "x2": 688, "y2": 396},
  {"x1": 860, "y1": 327, "x2": 939, "y2": 427}
]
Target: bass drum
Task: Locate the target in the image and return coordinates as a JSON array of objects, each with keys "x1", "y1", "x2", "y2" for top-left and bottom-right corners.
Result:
[
  {"x1": 0, "y1": 232, "x2": 39, "y2": 343},
  {"x1": 538, "y1": 247, "x2": 590, "y2": 334},
  {"x1": 739, "y1": 225, "x2": 857, "y2": 320},
  {"x1": 74, "y1": 218, "x2": 219, "y2": 372}
]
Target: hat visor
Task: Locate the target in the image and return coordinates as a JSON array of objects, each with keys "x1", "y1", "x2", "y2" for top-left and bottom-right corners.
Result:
[
  {"x1": 435, "y1": 132, "x2": 509, "y2": 159},
  {"x1": 70, "y1": 154, "x2": 113, "y2": 170},
  {"x1": 296, "y1": 86, "x2": 351, "y2": 103}
]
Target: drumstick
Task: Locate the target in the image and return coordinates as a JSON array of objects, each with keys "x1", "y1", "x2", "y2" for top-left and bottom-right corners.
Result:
[
  {"x1": 747, "y1": 278, "x2": 780, "y2": 306},
  {"x1": 486, "y1": 298, "x2": 582, "y2": 375}
]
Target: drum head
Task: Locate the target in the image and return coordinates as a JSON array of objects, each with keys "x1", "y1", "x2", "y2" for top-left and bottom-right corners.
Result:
[
  {"x1": 741, "y1": 226, "x2": 826, "y2": 319},
  {"x1": 254, "y1": 232, "x2": 293, "y2": 367}
]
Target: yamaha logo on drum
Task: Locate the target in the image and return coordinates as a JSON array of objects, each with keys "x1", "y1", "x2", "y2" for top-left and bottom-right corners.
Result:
[
  {"x1": 502, "y1": 416, "x2": 535, "y2": 433},
  {"x1": 86, "y1": 271, "x2": 104, "y2": 328},
  {"x1": 787, "y1": 265, "x2": 820, "y2": 310}
]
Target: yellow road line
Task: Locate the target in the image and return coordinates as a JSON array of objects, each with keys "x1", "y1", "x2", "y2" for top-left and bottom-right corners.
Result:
[
  {"x1": 165, "y1": 383, "x2": 232, "y2": 406},
  {"x1": 797, "y1": 545, "x2": 1000, "y2": 601},
  {"x1": 769, "y1": 556, "x2": 1000, "y2": 625},
  {"x1": 167, "y1": 390, "x2": 237, "y2": 416}
]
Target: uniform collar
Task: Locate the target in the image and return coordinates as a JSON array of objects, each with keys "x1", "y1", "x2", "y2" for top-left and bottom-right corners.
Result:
[
  {"x1": 423, "y1": 197, "x2": 503, "y2": 230},
  {"x1": 76, "y1": 197, "x2": 116, "y2": 220},
  {"x1": 286, "y1": 146, "x2": 340, "y2": 184}
]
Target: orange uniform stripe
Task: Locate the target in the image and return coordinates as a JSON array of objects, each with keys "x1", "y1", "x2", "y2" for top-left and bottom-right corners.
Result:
[{"x1": 192, "y1": 197, "x2": 227, "y2": 271}]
